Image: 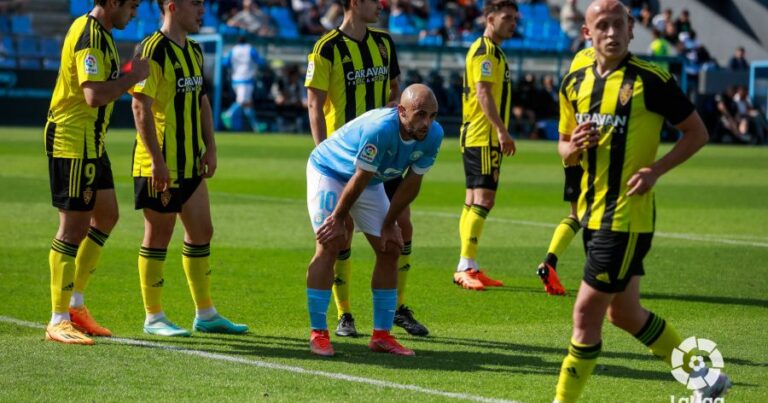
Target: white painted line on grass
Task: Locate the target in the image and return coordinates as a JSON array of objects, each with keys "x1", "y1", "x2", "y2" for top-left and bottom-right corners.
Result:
[{"x1": 0, "y1": 316, "x2": 520, "y2": 403}]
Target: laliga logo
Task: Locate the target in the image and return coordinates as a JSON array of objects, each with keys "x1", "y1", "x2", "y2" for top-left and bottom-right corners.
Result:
[{"x1": 671, "y1": 337, "x2": 725, "y2": 390}]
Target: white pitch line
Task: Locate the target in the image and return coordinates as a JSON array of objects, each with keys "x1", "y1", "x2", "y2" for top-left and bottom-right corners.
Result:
[{"x1": 0, "y1": 316, "x2": 520, "y2": 403}]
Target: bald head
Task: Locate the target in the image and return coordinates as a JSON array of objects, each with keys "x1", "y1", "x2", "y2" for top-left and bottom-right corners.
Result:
[
  {"x1": 400, "y1": 84, "x2": 438, "y2": 111},
  {"x1": 585, "y1": 0, "x2": 625, "y2": 25}
]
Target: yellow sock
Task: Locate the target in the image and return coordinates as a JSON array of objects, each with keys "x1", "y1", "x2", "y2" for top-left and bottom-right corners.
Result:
[
  {"x1": 460, "y1": 204, "x2": 488, "y2": 260},
  {"x1": 396, "y1": 241, "x2": 412, "y2": 307},
  {"x1": 50, "y1": 239, "x2": 79, "y2": 313},
  {"x1": 634, "y1": 312, "x2": 690, "y2": 367},
  {"x1": 332, "y1": 249, "x2": 352, "y2": 318},
  {"x1": 182, "y1": 243, "x2": 213, "y2": 310},
  {"x1": 545, "y1": 217, "x2": 580, "y2": 266},
  {"x1": 74, "y1": 227, "x2": 109, "y2": 293},
  {"x1": 555, "y1": 340, "x2": 602, "y2": 403},
  {"x1": 138, "y1": 246, "x2": 166, "y2": 314}
]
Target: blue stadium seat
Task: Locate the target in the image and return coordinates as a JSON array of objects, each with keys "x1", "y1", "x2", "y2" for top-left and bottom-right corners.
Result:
[
  {"x1": 268, "y1": 7, "x2": 298, "y2": 39},
  {"x1": 43, "y1": 58, "x2": 60, "y2": 71},
  {"x1": 137, "y1": 0, "x2": 158, "y2": 19},
  {"x1": 39, "y1": 37, "x2": 60, "y2": 58},
  {"x1": 389, "y1": 13, "x2": 418, "y2": 36},
  {"x1": 11, "y1": 14, "x2": 33, "y2": 35},
  {"x1": 202, "y1": 7, "x2": 218, "y2": 28},
  {"x1": 17, "y1": 36, "x2": 40, "y2": 57},
  {"x1": 426, "y1": 11, "x2": 444, "y2": 31},
  {"x1": 70, "y1": 0, "x2": 92, "y2": 16},
  {"x1": 0, "y1": 36, "x2": 16, "y2": 68},
  {"x1": 113, "y1": 19, "x2": 141, "y2": 41},
  {"x1": 418, "y1": 35, "x2": 443, "y2": 47},
  {"x1": 0, "y1": 15, "x2": 10, "y2": 34},
  {"x1": 18, "y1": 57, "x2": 39, "y2": 69},
  {"x1": 218, "y1": 23, "x2": 243, "y2": 36}
]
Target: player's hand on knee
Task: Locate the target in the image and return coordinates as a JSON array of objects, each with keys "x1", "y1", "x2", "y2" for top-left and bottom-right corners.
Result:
[
  {"x1": 317, "y1": 214, "x2": 346, "y2": 245},
  {"x1": 380, "y1": 223, "x2": 403, "y2": 252}
]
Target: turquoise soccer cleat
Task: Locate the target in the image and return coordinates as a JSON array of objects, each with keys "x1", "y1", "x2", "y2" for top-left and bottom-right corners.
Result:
[
  {"x1": 193, "y1": 314, "x2": 248, "y2": 334},
  {"x1": 143, "y1": 318, "x2": 191, "y2": 337}
]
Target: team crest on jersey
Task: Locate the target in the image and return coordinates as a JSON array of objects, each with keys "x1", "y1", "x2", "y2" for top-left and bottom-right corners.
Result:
[
  {"x1": 306, "y1": 61, "x2": 315, "y2": 80},
  {"x1": 360, "y1": 144, "x2": 377, "y2": 163},
  {"x1": 161, "y1": 190, "x2": 171, "y2": 207},
  {"x1": 378, "y1": 43, "x2": 388, "y2": 60},
  {"x1": 481, "y1": 60, "x2": 492, "y2": 77},
  {"x1": 410, "y1": 151, "x2": 423, "y2": 161},
  {"x1": 619, "y1": 83, "x2": 633, "y2": 106},
  {"x1": 82, "y1": 187, "x2": 93, "y2": 204},
  {"x1": 493, "y1": 169, "x2": 499, "y2": 183},
  {"x1": 84, "y1": 54, "x2": 98, "y2": 75}
]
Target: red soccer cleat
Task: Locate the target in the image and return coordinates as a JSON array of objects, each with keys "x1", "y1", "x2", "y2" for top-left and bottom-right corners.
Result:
[
  {"x1": 476, "y1": 269, "x2": 503, "y2": 287},
  {"x1": 537, "y1": 263, "x2": 566, "y2": 296},
  {"x1": 453, "y1": 270, "x2": 485, "y2": 291},
  {"x1": 310, "y1": 329, "x2": 335, "y2": 357},
  {"x1": 368, "y1": 330, "x2": 415, "y2": 356}
]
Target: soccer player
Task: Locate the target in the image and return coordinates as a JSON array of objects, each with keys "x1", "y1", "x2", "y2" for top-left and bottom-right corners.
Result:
[
  {"x1": 305, "y1": 84, "x2": 443, "y2": 356},
  {"x1": 454, "y1": 0, "x2": 518, "y2": 291},
  {"x1": 43, "y1": 0, "x2": 149, "y2": 345},
  {"x1": 553, "y1": 1, "x2": 730, "y2": 401},
  {"x1": 130, "y1": 0, "x2": 247, "y2": 337},
  {"x1": 306, "y1": 0, "x2": 427, "y2": 337},
  {"x1": 221, "y1": 35, "x2": 264, "y2": 132},
  {"x1": 536, "y1": 8, "x2": 634, "y2": 297}
]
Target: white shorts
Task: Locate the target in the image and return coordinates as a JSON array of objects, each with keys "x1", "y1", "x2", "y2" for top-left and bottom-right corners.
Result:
[
  {"x1": 233, "y1": 83, "x2": 254, "y2": 104},
  {"x1": 306, "y1": 162, "x2": 389, "y2": 237}
]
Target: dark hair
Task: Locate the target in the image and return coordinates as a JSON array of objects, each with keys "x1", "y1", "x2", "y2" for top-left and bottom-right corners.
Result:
[
  {"x1": 95, "y1": 0, "x2": 130, "y2": 6},
  {"x1": 340, "y1": 0, "x2": 351, "y2": 10},
  {"x1": 156, "y1": 0, "x2": 168, "y2": 15},
  {"x1": 483, "y1": 0, "x2": 518, "y2": 17}
]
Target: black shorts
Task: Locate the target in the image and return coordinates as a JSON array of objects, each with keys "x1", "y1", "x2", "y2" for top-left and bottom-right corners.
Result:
[
  {"x1": 49, "y1": 154, "x2": 115, "y2": 211},
  {"x1": 564, "y1": 165, "x2": 583, "y2": 202},
  {"x1": 384, "y1": 175, "x2": 402, "y2": 201},
  {"x1": 582, "y1": 229, "x2": 653, "y2": 293},
  {"x1": 134, "y1": 176, "x2": 203, "y2": 213},
  {"x1": 463, "y1": 146, "x2": 502, "y2": 190}
]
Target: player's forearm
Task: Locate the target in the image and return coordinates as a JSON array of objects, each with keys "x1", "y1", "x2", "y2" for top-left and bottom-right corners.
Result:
[
  {"x1": 200, "y1": 96, "x2": 216, "y2": 151},
  {"x1": 83, "y1": 72, "x2": 143, "y2": 107},
  {"x1": 308, "y1": 108, "x2": 327, "y2": 145},
  {"x1": 332, "y1": 169, "x2": 373, "y2": 219},
  {"x1": 131, "y1": 100, "x2": 163, "y2": 163},
  {"x1": 383, "y1": 172, "x2": 421, "y2": 227},
  {"x1": 558, "y1": 136, "x2": 580, "y2": 165},
  {"x1": 477, "y1": 87, "x2": 506, "y2": 133},
  {"x1": 388, "y1": 78, "x2": 401, "y2": 104},
  {"x1": 650, "y1": 118, "x2": 708, "y2": 178}
]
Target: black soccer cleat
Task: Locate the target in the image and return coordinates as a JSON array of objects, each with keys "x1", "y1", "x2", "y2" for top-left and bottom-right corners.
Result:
[
  {"x1": 393, "y1": 305, "x2": 429, "y2": 337},
  {"x1": 334, "y1": 313, "x2": 358, "y2": 337}
]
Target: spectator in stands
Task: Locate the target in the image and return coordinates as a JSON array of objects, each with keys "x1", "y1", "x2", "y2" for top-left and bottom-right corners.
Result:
[
  {"x1": 437, "y1": 13, "x2": 461, "y2": 45},
  {"x1": 648, "y1": 28, "x2": 672, "y2": 57},
  {"x1": 537, "y1": 74, "x2": 559, "y2": 119},
  {"x1": 427, "y1": 70, "x2": 450, "y2": 115},
  {"x1": 560, "y1": 0, "x2": 584, "y2": 52},
  {"x1": 674, "y1": 9, "x2": 692, "y2": 34},
  {"x1": 714, "y1": 87, "x2": 744, "y2": 143},
  {"x1": 651, "y1": 7, "x2": 671, "y2": 33},
  {"x1": 216, "y1": 0, "x2": 242, "y2": 21},
  {"x1": 299, "y1": 5, "x2": 327, "y2": 35},
  {"x1": 663, "y1": 20, "x2": 677, "y2": 45},
  {"x1": 403, "y1": 69, "x2": 423, "y2": 87},
  {"x1": 227, "y1": 0, "x2": 276, "y2": 36},
  {"x1": 728, "y1": 46, "x2": 749, "y2": 71},
  {"x1": 319, "y1": 0, "x2": 343, "y2": 30},
  {"x1": 445, "y1": 71, "x2": 463, "y2": 116},
  {"x1": 292, "y1": 0, "x2": 315, "y2": 13},
  {"x1": 271, "y1": 64, "x2": 307, "y2": 132},
  {"x1": 0, "y1": 0, "x2": 28, "y2": 14},
  {"x1": 389, "y1": 0, "x2": 420, "y2": 35},
  {"x1": 638, "y1": 3, "x2": 652, "y2": 27}
]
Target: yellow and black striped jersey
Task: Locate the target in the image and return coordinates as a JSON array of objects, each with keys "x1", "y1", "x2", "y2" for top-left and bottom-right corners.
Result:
[
  {"x1": 559, "y1": 53, "x2": 695, "y2": 232},
  {"x1": 304, "y1": 27, "x2": 400, "y2": 134},
  {"x1": 131, "y1": 31, "x2": 207, "y2": 180},
  {"x1": 460, "y1": 36, "x2": 513, "y2": 148},
  {"x1": 45, "y1": 14, "x2": 120, "y2": 159},
  {"x1": 568, "y1": 47, "x2": 595, "y2": 73}
]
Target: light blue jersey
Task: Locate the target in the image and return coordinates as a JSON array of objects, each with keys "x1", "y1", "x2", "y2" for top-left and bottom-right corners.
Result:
[{"x1": 310, "y1": 108, "x2": 444, "y2": 185}]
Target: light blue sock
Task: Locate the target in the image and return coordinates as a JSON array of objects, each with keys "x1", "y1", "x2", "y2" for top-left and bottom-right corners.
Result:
[
  {"x1": 243, "y1": 107, "x2": 259, "y2": 132},
  {"x1": 307, "y1": 288, "x2": 331, "y2": 330},
  {"x1": 224, "y1": 102, "x2": 241, "y2": 118},
  {"x1": 372, "y1": 288, "x2": 397, "y2": 331}
]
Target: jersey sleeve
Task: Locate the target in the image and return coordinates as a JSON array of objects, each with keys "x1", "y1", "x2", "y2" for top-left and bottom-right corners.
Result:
[
  {"x1": 131, "y1": 59, "x2": 162, "y2": 99},
  {"x1": 411, "y1": 123, "x2": 444, "y2": 175},
  {"x1": 470, "y1": 54, "x2": 499, "y2": 85},
  {"x1": 305, "y1": 51, "x2": 331, "y2": 91},
  {"x1": 75, "y1": 47, "x2": 108, "y2": 85},
  {"x1": 643, "y1": 73, "x2": 695, "y2": 125},
  {"x1": 558, "y1": 74, "x2": 578, "y2": 136},
  {"x1": 354, "y1": 125, "x2": 386, "y2": 173},
  {"x1": 388, "y1": 36, "x2": 401, "y2": 79}
]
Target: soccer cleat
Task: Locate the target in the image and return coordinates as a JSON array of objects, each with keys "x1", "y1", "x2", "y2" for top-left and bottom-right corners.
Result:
[
  {"x1": 453, "y1": 270, "x2": 485, "y2": 291},
  {"x1": 334, "y1": 313, "x2": 358, "y2": 337},
  {"x1": 193, "y1": 314, "x2": 248, "y2": 334},
  {"x1": 143, "y1": 317, "x2": 191, "y2": 337},
  {"x1": 693, "y1": 373, "x2": 732, "y2": 403},
  {"x1": 368, "y1": 330, "x2": 415, "y2": 356},
  {"x1": 537, "y1": 263, "x2": 566, "y2": 296},
  {"x1": 476, "y1": 269, "x2": 503, "y2": 287},
  {"x1": 393, "y1": 305, "x2": 429, "y2": 336},
  {"x1": 45, "y1": 320, "x2": 94, "y2": 345},
  {"x1": 310, "y1": 329, "x2": 335, "y2": 357},
  {"x1": 69, "y1": 306, "x2": 113, "y2": 337}
]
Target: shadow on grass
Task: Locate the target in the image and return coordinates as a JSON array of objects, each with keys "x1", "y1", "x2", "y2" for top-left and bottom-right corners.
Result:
[{"x1": 641, "y1": 292, "x2": 768, "y2": 309}]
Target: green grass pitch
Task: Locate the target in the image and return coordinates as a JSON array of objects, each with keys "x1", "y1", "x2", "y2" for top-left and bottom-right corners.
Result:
[{"x1": 0, "y1": 127, "x2": 766, "y2": 402}]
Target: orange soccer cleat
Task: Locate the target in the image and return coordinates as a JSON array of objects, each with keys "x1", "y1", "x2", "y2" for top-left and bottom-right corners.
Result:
[
  {"x1": 310, "y1": 329, "x2": 335, "y2": 357},
  {"x1": 45, "y1": 320, "x2": 95, "y2": 345},
  {"x1": 476, "y1": 269, "x2": 503, "y2": 287},
  {"x1": 368, "y1": 330, "x2": 415, "y2": 356},
  {"x1": 453, "y1": 270, "x2": 485, "y2": 291},
  {"x1": 69, "y1": 306, "x2": 113, "y2": 337},
  {"x1": 537, "y1": 263, "x2": 566, "y2": 296}
]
